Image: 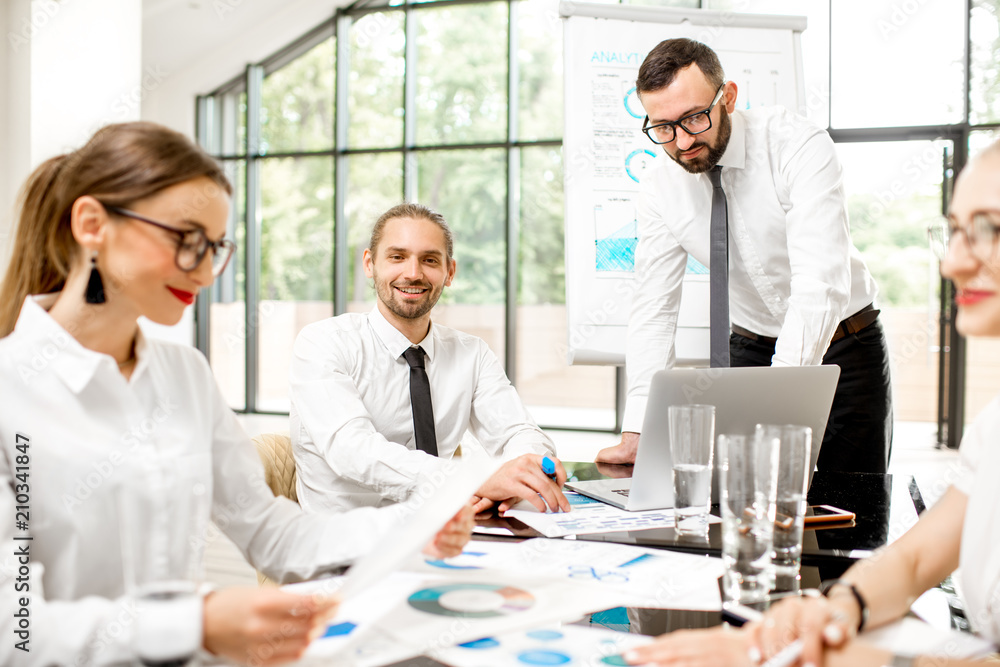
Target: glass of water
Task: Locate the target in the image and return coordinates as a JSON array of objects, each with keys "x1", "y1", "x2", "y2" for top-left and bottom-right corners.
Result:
[
  {"x1": 718, "y1": 433, "x2": 778, "y2": 603},
  {"x1": 669, "y1": 404, "x2": 715, "y2": 535},
  {"x1": 756, "y1": 424, "x2": 812, "y2": 584},
  {"x1": 118, "y1": 464, "x2": 210, "y2": 666}
]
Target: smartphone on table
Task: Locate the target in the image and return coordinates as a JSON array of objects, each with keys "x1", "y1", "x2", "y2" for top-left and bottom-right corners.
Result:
[{"x1": 803, "y1": 504, "x2": 855, "y2": 525}]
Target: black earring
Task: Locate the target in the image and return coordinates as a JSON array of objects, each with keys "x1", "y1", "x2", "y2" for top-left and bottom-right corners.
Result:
[{"x1": 85, "y1": 252, "x2": 106, "y2": 304}]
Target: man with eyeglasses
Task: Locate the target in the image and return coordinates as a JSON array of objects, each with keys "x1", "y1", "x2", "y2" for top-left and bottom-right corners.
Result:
[{"x1": 597, "y1": 39, "x2": 892, "y2": 474}]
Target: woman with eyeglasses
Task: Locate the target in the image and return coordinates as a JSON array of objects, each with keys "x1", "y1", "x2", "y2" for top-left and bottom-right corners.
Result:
[
  {"x1": 621, "y1": 141, "x2": 1000, "y2": 667},
  {"x1": 0, "y1": 122, "x2": 473, "y2": 666}
]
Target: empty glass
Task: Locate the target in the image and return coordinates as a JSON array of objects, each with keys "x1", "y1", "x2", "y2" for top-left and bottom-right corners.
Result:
[
  {"x1": 755, "y1": 424, "x2": 812, "y2": 583},
  {"x1": 718, "y1": 433, "x2": 779, "y2": 603}
]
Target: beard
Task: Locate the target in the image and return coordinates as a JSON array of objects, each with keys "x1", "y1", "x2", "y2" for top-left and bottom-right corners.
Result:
[
  {"x1": 373, "y1": 270, "x2": 444, "y2": 321},
  {"x1": 667, "y1": 107, "x2": 732, "y2": 174}
]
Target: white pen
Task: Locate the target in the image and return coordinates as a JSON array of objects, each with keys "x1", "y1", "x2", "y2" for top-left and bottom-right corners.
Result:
[
  {"x1": 720, "y1": 604, "x2": 805, "y2": 667},
  {"x1": 760, "y1": 639, "x2": 804, "y2": 667}
]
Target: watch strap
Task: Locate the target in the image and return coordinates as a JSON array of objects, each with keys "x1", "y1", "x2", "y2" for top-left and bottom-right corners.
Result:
[{"x1": 819, "y1": 578, "x2": 869, "y2": 632}]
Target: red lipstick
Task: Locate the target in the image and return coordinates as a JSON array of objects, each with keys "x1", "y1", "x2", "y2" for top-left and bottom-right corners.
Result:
[
  {"x1": 167, "y1": 287, "x2": 196, "y2": 305},
  {"x1": 956, "y1": 289, "x2": 994, "y2": 306}
]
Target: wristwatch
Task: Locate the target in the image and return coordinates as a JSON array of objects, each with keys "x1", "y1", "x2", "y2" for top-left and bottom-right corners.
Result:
[
  {"x1": 819, "y1": 578, "x2": 869, "y2": 632},
  {"x1": 885, "y1": 654, "x2": 916, "y2": 667}
]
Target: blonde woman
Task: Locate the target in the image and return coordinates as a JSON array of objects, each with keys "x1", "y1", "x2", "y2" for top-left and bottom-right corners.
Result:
[{"x1": 626, "y1": 141, "x2": 1000, "y2": 667}]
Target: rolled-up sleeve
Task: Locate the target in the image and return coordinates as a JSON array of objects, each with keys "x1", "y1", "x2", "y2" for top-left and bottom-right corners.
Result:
[
  {"x1": 773, "y1": 129, "x2": 852, "y2": 367},
  {"x1": 622, "y1": 179, "x2": 689, "y2": 433}
]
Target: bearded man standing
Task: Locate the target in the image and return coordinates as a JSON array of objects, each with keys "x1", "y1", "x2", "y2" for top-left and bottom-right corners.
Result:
[
  {"x1": 290, "y1": 203, "x2": 570, "y2": 515},
  {"x1": 597, "y1": 39, "x2": 892, "y2": 473}
]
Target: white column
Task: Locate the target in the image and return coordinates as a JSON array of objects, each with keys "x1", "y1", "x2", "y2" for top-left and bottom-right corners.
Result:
[{"x1": 1, "y1": 0, "x2": 142, "y2": 272}]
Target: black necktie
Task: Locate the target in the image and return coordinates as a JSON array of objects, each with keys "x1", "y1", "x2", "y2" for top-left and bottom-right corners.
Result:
[
  {"x1": 402, "y1": 346, "x2": 438, "y2": 456},
  {"x1": 708, "y1": 165, "x2": 730, "y2": 368}
]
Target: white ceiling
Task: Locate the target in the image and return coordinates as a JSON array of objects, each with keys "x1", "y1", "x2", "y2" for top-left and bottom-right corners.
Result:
[{"x1": 141, "y1": 0, "x2": 334, "y2": 79}]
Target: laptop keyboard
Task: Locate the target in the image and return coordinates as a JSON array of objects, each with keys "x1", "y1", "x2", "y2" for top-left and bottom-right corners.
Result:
[{"x1": 612, "y1": 489, "x2": 630, "y2": 498}]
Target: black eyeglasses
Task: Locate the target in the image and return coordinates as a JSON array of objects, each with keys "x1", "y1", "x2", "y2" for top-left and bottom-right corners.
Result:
[
  {"x1": 642, "y1": 84, "x2": 726, "y2": 145},
  {"x1": 928, "y1": 213, "x2": 1000, "y2": 263},
  {"x1": 104, "y1": 205, "x2": 235, "y2": 277}
]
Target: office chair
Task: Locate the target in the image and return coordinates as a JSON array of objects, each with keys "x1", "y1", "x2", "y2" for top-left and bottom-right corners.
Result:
[
  {"x1": 252, "y1": 432, "x2": 297, "y2": 585},
  {"x1": 253, "y1": 432, "x2": 298, "y2": 503}
]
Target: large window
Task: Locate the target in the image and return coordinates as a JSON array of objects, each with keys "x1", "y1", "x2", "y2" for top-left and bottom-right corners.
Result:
[
  {"x1": 197, "y1": 0, "x2": 616, "y2": 428},
  {"x1": 198, "y1": 0, "x2": 1000, "y2": 444}
]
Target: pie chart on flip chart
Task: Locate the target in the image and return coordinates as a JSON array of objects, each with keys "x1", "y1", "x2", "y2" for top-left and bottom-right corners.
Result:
[{"x1": 624, "y1": 148, "x2": 657, "y2": 183}]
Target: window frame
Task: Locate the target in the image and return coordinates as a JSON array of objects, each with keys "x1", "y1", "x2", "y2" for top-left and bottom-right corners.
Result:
[{"x1": 196, "y1": 0, "x2": 999, "y2": 444}]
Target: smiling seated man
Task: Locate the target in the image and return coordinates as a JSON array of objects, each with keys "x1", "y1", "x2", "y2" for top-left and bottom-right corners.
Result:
[{"x1": 290, "y1": 203, "x2": 570, "y2": 517}]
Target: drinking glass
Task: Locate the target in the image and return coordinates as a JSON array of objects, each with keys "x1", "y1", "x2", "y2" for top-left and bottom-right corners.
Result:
[
  {"x1": 718, "y1": 433, "x2": 778, "y2": 603},
  {"x1": 755, "y1": 424, "x2": 812, "y2": 582},
  {"x1": 118, "y1": 465, "x2": 211, "y2": 667},
  {"x1": 669, "y1": 404, "x2": 715, "y2": 535}
]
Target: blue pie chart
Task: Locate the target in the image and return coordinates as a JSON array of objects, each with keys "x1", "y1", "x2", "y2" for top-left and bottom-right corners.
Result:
[{"x1": 517, "y1": 650, "x2": 572, "y2": 665}]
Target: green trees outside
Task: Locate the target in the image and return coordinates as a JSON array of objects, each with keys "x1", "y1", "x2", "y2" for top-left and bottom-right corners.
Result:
[
  {"x1": 249, "y1": 0, "x2": 565, "y2": 309},
  {"x1": 971, "y1": 0, "x2": 1000, "y2": 124},
  {"x1": 239, "y1": 0, "x2": 996, "y2": 315},
  {"x1": 849, "y1": 191, "x2": 939, "y2": 308},
  {"x1": 259, "y1": 38, "x2": 335, "y2": 302}
]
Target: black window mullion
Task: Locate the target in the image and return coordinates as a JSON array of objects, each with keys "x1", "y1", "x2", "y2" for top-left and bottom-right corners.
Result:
[
  {"x1": 403, "y1": 6, "x2": 418, "y2": 200},
  {"x1": 505, "y1": 0, "x2": 519, "y2": 382},
  {"x1": 334, "y1": 13, "x2": 352, "y2": 317},
  {"x1": 194, "y1": 95, "x2": 213, "y2": 360},
  {"x1": 244, "y1": 64, "x2": 264, "y2": 413}
]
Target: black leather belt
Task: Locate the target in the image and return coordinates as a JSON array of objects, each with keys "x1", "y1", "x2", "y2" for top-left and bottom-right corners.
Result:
[{"x1": 731, "y1": 303, "x2": 879, "y2": 346}]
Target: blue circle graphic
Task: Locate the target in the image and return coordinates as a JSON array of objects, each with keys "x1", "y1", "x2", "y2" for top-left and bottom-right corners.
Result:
[
  {"x1": 517, "y1": 650, "x2": 572, "y2": 665},
  {"x1": 459, "y1": 637, "x2": 500, "y2": 649},
  {"x1": 625, "y1": 149, "x2": 658, "y2": 183},
  {"x1": 526, "y1": 630, "x2": 564, "y2": 641},
  {"x1": 623, "y1": 86, "x2": 643, "y2": 119}
]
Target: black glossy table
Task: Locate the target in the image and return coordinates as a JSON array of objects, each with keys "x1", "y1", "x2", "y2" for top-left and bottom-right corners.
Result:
[
  {"x1": 561, "y1": 462, "x2": 924, "y2": 580},
  {"x1": 470, "y1": 463, "x2": 926, "y2": 634}
]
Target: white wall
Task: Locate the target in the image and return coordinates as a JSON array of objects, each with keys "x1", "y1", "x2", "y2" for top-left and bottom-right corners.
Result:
[
  {"x1": 33, "y1": 1, "x2": 142, "y2": 160},
  {"x1": 0, "y1": 5, "x2": 8, "y2": 264},
  {"x1": 1, "y1": 1, "x2": 32, "y2": 270},
  {"x1": 1, "y1": 0, "x2": 142, "y2": 274}
]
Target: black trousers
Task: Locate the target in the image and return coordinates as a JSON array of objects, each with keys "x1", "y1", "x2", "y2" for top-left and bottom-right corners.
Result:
[{"x1": 729, "y1": 320, "x2": 893, "y2": 474}]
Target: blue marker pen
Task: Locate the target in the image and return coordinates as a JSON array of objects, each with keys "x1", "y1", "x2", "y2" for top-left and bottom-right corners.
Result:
[{"x1": 541, "y1": 456, "x2": 558, "y2": 482}]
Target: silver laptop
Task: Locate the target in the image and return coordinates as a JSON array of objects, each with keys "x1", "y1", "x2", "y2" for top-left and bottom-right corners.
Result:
[{"x1": 566, "y1": 366, "x2": 841, "y2": 511}]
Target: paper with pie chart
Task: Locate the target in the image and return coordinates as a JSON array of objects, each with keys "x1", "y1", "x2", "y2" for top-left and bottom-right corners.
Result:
[
  {"x1": 303, "y1": 570, "x2": 629, "y2": 666},
  {"x1": 430, "y1": 624, "x2": 655, "y2": 667}
]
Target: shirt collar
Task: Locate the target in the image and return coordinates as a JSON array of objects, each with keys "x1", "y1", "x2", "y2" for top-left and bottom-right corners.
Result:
[
  {"x1": 716, "y1": 109, "x2": 746, "y2": 171},
  {"x1": 15, "y1": 293, "x2": 148, "y2": 394},
  {"x1": 367, "y1": 306, "x2": 437, "y2": 362}
]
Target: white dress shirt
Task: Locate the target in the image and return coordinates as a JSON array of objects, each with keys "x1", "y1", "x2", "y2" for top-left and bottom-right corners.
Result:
[
  {"x1": 0, "y1": 296, "x2": 408, "y2": 667},
  {"x1": 954, "y1": 394, "x2": 1000, "y2": 642},
  {"x1": 623, "y1": 106, "x2": 879, "y2": 432},
  {"x1": 290, "y1": 307, "x2": 555, "y2": 513}
]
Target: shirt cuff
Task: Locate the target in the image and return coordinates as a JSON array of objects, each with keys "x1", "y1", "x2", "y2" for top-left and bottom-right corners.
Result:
[
  {"x1": 500, "y1": 437, "x2": 555, "y2": 462},
  {"x1": 621, "y1": 397, "x2": 647, "y2": 434}
]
